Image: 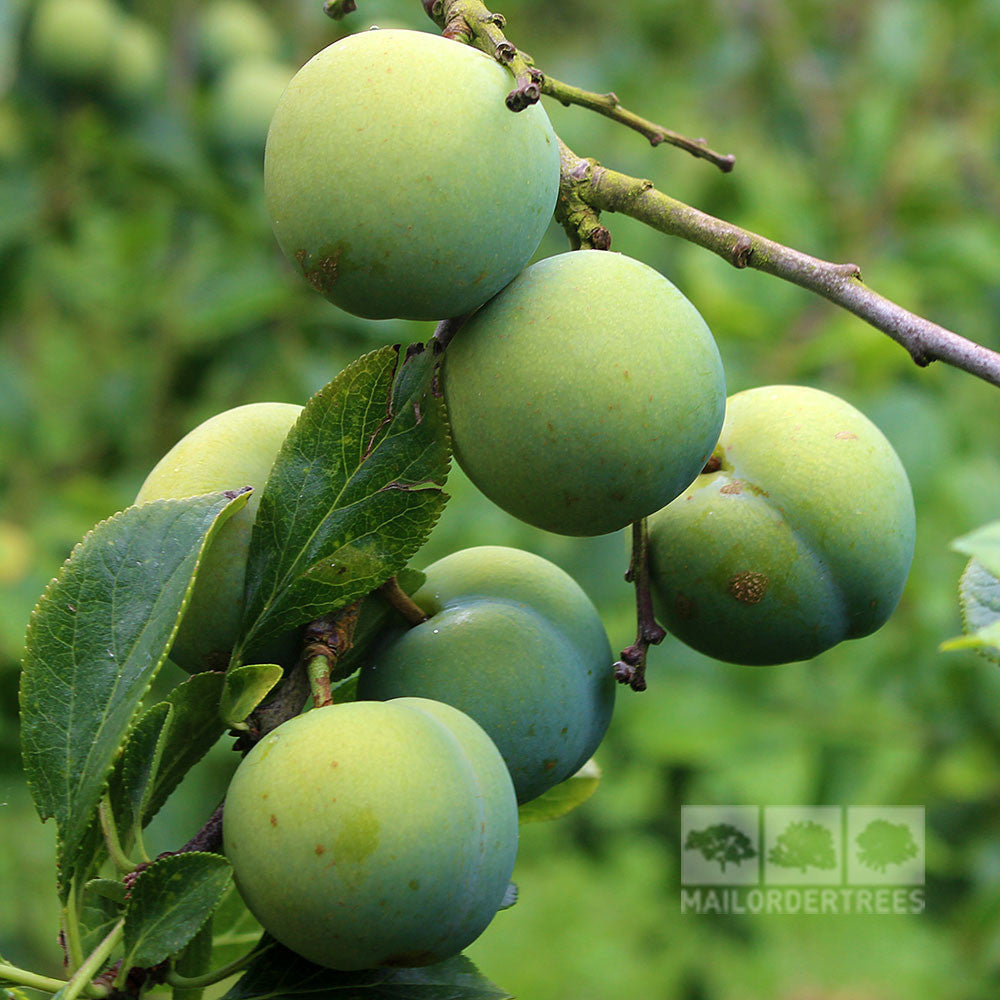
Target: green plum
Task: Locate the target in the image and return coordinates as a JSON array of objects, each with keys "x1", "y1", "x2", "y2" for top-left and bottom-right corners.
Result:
[
  {"x1": 647, "y1": 384, "x2": 916, "y2": 665},
  {"x1": 442, "y1": 250, "x2": 726, "y2": 536},
  {"x1": 358, "y1": 546, "x2": 615, "y2": 803},
  {"x1": 29, "y1": 0, "x2": 119, "y2": 87},
  {"x1": 210, "y1": 58, "x2": 295, "y2": 152},
  {"x1": 135, "y1": 401, "x2": 301, "y2": 671},
  {"x1": 223, "y1": 698, "x2": 518, "y2": 970},
  {"x1": 197, "y1": 0, "x2": 279, "y2": 74},
  {"x1": 264, "y1": 28, "x2": 560, "y2": 320}
]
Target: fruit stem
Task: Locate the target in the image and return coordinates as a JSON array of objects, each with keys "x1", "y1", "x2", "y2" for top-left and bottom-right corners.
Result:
[
  {"x1": 307, "y1": 654, "x2": 334, "y2": 708},
  {"x1": 165, "y1": 942, "x2": 273, "y2": 991},
  {"x1": 379, "y1": 576, "x2": 429, "y2": 625},
  {"x1": 98, "y1": 797, "x2": 141, "y2": 875},
  {"x1": 614, "y1": 518, "x2": 667, "y2": 692},
  {"x1": 431, "y1": 314, "x2": 470, "y2": 355}
]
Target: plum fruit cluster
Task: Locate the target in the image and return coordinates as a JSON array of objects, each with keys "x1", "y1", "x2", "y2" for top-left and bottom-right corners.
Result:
[{"x1": 127, "y1": 23, "x2": 918, "y2": 975}]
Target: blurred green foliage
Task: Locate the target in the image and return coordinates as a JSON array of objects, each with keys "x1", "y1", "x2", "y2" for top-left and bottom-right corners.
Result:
[{"x1": 1, "y1": 0, "x2": 1000, "y2": 996}]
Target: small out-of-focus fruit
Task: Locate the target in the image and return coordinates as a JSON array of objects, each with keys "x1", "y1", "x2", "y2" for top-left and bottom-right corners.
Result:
[
  {"x1": 29, "y1": 0, "x2": 119, "y2": 87},
  {"x1": 107, "y1": 17, "x2": 163, "y2": 104},
  {"x1": 210, "y1": 58, "x2": 294, "y2": 153},
  {"x1": 197, "y1": 0, "x2": 279, "y2": 74}
]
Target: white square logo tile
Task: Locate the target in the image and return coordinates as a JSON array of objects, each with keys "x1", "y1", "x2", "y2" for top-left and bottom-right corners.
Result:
[
  {"x1": 847, "y1": 807, "x2": 925, "y2": 885},
  {"x1": 681, "y1": 806, "x2": 759, "y2": 885},
  {"x1": 764, "y1": 806, "x2": 842, "y2": 885}
]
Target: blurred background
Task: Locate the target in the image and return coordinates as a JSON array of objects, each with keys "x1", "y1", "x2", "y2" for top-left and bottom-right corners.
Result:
[{"x1": 2, "y1": 0, "x2": 1000, "y2": 996}]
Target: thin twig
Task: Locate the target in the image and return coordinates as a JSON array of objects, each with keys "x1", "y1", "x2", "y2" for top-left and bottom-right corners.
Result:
[
  {"x1": 542, "y1": 76, "x2": 734, "y2": 172},
  {"x1": 432, "y1": 314, "x2": 471, "y2": 354},
  {"x1": 614, "y1": 519, "x2": 666, "y2": 693},
  {"x1": 558, "y1": 140, "x2": 1000, "y2": 388}
]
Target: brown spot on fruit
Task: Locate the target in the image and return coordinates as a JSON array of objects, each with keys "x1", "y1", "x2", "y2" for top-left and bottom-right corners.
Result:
[
  {"x1": 728, "y1": 571, "x2": 768, "y2": 604},
  {"x1": 720, "y1": 480, "x2": 743, "y2": 495},
  {"x1": 675, "y1": 592, "x2": 697, "y2": 620},
  {"x1": 543, "y1": 758, "x2": 557, "y2": 771},
  {"x1": 298, "y1": 246, "x2": 343, "y2": 295},
  {"x1": 409, "y1": 879, "x2": 420, "y2": 891},
  {"x1": 315, "y1": 844, "x2": 326, "y2": 855},
  {"x1": 835, "y1": 431, "x2": 858, "y2": 440},
  {"x1": 270, "y1": 814, "x2": 278, "y2": 827}
]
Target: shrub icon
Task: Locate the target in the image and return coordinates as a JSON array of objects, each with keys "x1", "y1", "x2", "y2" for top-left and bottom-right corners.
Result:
[
  {"x1": 684, "y1": 823, "x2": 757, "y2": 873},
  {"x1": 768, "y1": 819, "x2": 837, "y2": 873},
  {"x1": 855, "y1": 818, "x2": 919, "y2": 873}
]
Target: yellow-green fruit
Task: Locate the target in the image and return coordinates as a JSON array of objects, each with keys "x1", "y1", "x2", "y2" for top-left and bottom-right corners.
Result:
[
  {"x1": 197, "y1": 0, "x2": 279, "y2": 73},
  {"x1": 358, "y1": 546, "x2": 614, "y2": 803},
  {"x1": 29, "y1": 0, "x2": 119, "y2": 86},
  {"x1": 647, "y1": 385, "x2": 916, "y2": 665},
  {"x1": 223, "y1": 699, "x2": 518, "y2": 970},
  {"x1": 210, "y1": 59, "x2": 294, "y2": 152},
  {"x1": 107, "y1": 17, "x2": 163, "y2": 104},
  {"x1": 442, "y1": 250, "x2": 727, "y2": 536},
  {"x1": 264, "y1": 29, "x2": 560, "y2": 320},
  {"x1": 135, "y1": 402, "x2": 302, "y2": 671}
]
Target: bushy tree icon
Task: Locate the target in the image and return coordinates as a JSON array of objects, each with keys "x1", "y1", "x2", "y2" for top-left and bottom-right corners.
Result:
[
  {"x1": 684, "y1": 823, "x2": 757, "y2": 872},
  {"x1": 856, "y1": 818, "x2": 919, "y2": 873},
  {"x1": 768, "y1": 819, "x2": 837, "y2": 873}
]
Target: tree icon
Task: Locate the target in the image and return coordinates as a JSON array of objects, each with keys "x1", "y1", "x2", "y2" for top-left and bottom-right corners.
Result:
[
  {"x1": 684, "y1": 823, "x2": 757, "y2": 872},
  {"x1": 855, "y1": 818, "x2": 919, "y2": 873},
  {"x1": 768, "y1": 819, "x2": 837, "y2": 873}
]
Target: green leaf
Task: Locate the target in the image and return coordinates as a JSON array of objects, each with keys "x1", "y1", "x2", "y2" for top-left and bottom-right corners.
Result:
[
  {"x1": 221, "y1": 664, "x2": 284, "y2": 728},
  {"x1": 518, "y1": 758, "x2": 602, "y2": 824},
  {"x1": 81, "y1": 882, "x2": 124, "y2": 955},
  {"x1": 221, "y1": 947, "x2": 510, "y2": 1000},
  {"x1": 946, "y1": 557, "x2": 1000, "y2": 663},
  {"x1": 145, "y1": 672, "x2": 229, "y2": 823},
  {"x1": 123, "y1": 853, "x2": 233, "y2": 970},
  {"x1": 331, "y1": 568, "x2": 426, "y2": 682},
  {"x1": 952, "y1": 521, "x2": 1000, "y2": 579},
  {"x1": 172, "y1": 921, "x2": 215, "y2": 1000},
  {"x1": 19, "y1": 491, "x2": 248, "y2": 895},
  {"x1": 85, "y1": 878, "x2": 128, "y2": 905},
  {"x1": 237, "y1": 345, "x2": 450, "y2": 657},
  {"x1": 205, "y1": 883, "x2": 264, "y2": 969},
  {"x1": 109, "y1": 703, "x2": 172, "y2": 852}
]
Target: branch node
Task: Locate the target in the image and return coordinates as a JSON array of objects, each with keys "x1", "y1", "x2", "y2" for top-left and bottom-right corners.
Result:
[
  {"x1": 322, "y1": 0, "x2": 356, "y2": 19},
  {"x1": 731, "y1": 236, "x2": 754, "y2": 268}
]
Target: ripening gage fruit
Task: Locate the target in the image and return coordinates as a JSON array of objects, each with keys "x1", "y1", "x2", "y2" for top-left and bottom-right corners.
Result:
[
  {"x1": 442, "y1": 251, "x2": 726, "y2": 536},
  {"x1": 264, "y1": 29, "x2": 560, "y2": 320},
  {"x1": 358, "y1": 546, "x2": 615, "y2": 802},
  {"x1": 135, "y1": 402, "x2": 301, "y2": 671},
  {"x1": 223, "y1": 699, "x2": 518, "y2": 970},
  {"x1": 647, "y1": 385, "x2": 916, "y2": 665}
]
